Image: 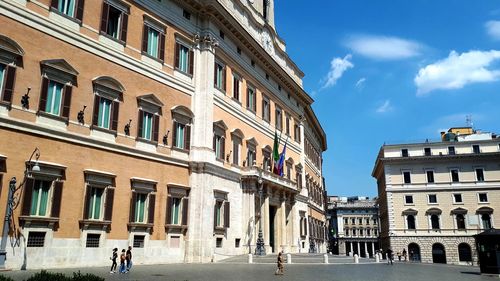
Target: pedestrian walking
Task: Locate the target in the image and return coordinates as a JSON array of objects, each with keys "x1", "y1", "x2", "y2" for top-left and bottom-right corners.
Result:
[
  {"x1": 119, "y1": 249, "x2": 127, "y2": 273},
  {"x1": 126, "y1": 246, "x2": 133, "y2": 272},
  {"x1": 397, "y1": 251, "x2": 402, "y2": 261},
  {"x1": 275, "y1": 252, "x2": 284, "y2": 275},
  {"x1": 402, "y1": 249, "x2": 407, "y2": 262},
  {"x1": 386, "y1": 248, "x2": 393, "y2": 265},
  {"x1": 109, "y1": 248, "x2": 118, "y2": 274}
]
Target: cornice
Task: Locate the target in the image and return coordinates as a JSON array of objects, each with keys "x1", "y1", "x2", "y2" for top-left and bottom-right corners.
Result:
[
  {"x1": 189, "y1": 161, "x2": 241, "y2": 182},
  {"x1": 379, "y1": 152, "x2": 500, "y2": 163}
]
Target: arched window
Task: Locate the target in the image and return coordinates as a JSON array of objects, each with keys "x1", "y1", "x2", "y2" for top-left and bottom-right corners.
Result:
[
  {"x1": 482, "y1": 214, "x2": 492, "y2": 230},
  {"x1": 407, "y1": 215, "x2": 416, "y2": 230},
  {"x1": 458, "y1": 243, "x2": 472, "y2": 262},
  {"x1": 92, "y1": 76, "x2": 124, "y2": 132},
  {"x1": 456, "y1": 214, "x2": 466, "y2": 230},
  {"x1": 431, "y1": 214, "x2": 440, "y2": 230},
  {"x1": 0, "y1": 34, "x2": 24, "y2": 107}
]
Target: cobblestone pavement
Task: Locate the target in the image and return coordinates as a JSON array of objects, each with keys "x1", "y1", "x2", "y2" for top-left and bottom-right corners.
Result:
[{"x1": 0, "y1": 255, "x2": 488, "y2": 281}]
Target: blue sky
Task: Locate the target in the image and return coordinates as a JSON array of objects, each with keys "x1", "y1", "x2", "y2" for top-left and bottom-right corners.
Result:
[{"x1": 274, "y1": 1, "x2": 500, "y2": 197}]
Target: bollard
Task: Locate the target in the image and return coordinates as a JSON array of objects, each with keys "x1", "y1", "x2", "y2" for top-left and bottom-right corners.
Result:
[
  {"x1": 287, "y1": 253, "x2": 292, "y2": 264},
  {"x1": 324, "y1": 253, "x2": 329, "y2": 264},
  {"x1": 349, "y1": 251, "x2": 353, "y2": 257},
  {"x1": 375, "y1": 254, "x2": 380, "y2": 263},
  {"x1": 248, "y1": 253, "x2": 253, "y2": 264},
  {"x1": 354, "y1": 254, "x2": 359, "y2": 264}
]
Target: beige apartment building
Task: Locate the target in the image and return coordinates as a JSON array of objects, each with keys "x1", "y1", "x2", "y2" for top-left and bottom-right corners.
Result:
[
  {"x1": 0, "y1": 0, "x2": 327, "y2": 269},
  {"x1": 372, "y1": 127, "x2": 499, "y2": 264}
]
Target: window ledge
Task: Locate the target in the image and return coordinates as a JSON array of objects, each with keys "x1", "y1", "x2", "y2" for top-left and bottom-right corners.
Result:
[
  {"x1": 141, "y1": 54, "x2": 163, "y2": 69},
  {"x1": 98, "y1": 34, "x2": 125, "y2": 52},
  {"x1": 165, "y1": 224, "x2": 187, "y2": 235},
  {"x1": 0, "y1": 101, "x2": 12, "y2": 111},
  {"x1": 127, "y1": 222, "x2": 154, "y2": 234},
  {"x1": 214, "y1": 226, "x2": 226, "y2": 235},
  {"x1": 79, "y1": 219, "x2": 112, "y2": 232},
  {"x1": 19, "y1": 216, "x2": 59, "y2": 230},
  {"x1": 49, "y1": 8, "x2": 81, "y2": 30},
  {"x1": 478, "y1": 202, "x2": 490, "y2": 204}
]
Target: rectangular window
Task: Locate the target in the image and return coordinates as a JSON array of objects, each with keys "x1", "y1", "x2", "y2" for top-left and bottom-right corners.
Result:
[
  {"x1": 176, "y1": 43, "x2": 191, "y2": 74},
  {"x1": 448, "y1": 146, "x2": 455, "y2": 155},
  {"x1": 146, "y1": 27, "x2": 160, "y2": 58},
  {"x1": 27, "y1": 232, "x2": 45, "y2": 247},
  {"x1": 428, "y1": 194, "x2": 437, "y2": 204},
  {"x1": 453, "y1": 193, "x2": 463, "y2": 203},
  {"x1": 285, "y1": 115, "x2": 290, "y2": 135},
  {"x1": 214, "y1": 62, "x2": 225, "y2": 90},
  {"x1": 30, "y1": 180, "x2": 51, "y2": 216},
  {"x1": 351, "y1": 218, "x2": 355, "y2": 224},
  {"x1": 135, "y1": 193, "x2": 147, "y2": 223},
  {"x1": 344, "y1": 218, "x2": 348, "y2": 224},
  {"x1": 275, "y1": 106, "x2": 282, "y2": 131},
  {"x1": 235, "y1": 238, "x2": 241, "y2": 248},
  {"x1": 0, "y1": 64, "x2": 5, "y2": 95},
  {"x1": 214, "y1": 135, "x2": 224, "y2": 160},
  {"x1": 426, "y1": 170, "x2": 434, "y2": 183},
  {"x1": 103, "y1": 4, "x2": 126, "y2": 41},
  {"x1": 45, "y1": 80, "x2": 64, "y2": 116},
  {"x1": 262, "y1": 96, "x2": 270, "y2": 122},
  {"x1": 216, "y1": 237, "x2": 223, "y2": 248},
  {"x1": 451, "y1": 169, "x2": 460, "y2": 182},
  {"x1": 175, "y1": 123, "x2": 186, "y2": 149},
  {"x1": 473, "y1": 145, "x2": 480, "y2": 154},
  {"x1": 133, "y1": 235, "x2": 145, "y2": 248},
  {"x1": 97, "y1": 97, "x2": 112, "y2": 129},
  {"x1": 403, "y1": 171, "x2": 411, "y2": 184},
  {"x1": 232, "y1": 74, "x2": 240, "y2": 101},
  {"x1": 478, "y1": 193, "x2": 488, "y2": 203},
  {"x1": 401, "y1": 149, "x2": 409, "y2": 157},
  {"x1": 87, "y1": 187, "x2": 104, "y2": 220},
  {"x1": 171, "y1": 197, "x2": 181, "y2": 225},
  {"x1": 424, "y1": 147, "x2": 431, "y2": 156},
  {"x1": 405, "y1": 195, "x2": 413, "y2": 204},
  {"x1": 141, "y1": 111, "x2": 153, "y2": 140},
  {"x1": 358, "y1": 218, "x2": 362, "y2": 225},
  {"x1": 86, "y1": 233, "x2": 100, "y2": 248},
  {"x1": 232, "y1": 141, "x2": 239, "y2": 165},
  {"x1": 294, "y1": 123, "x2": 301, "y2": 143},
  {"x1": 476, "y1": 168, "x2": 485, "y2": 182},
  {"x1": 247, "y1": 86, "x2": 256, "y2": 112},
  {"x1": 57, "y1": 0, "x2": 76, "y2": 17},
  {"x1": 215, "y1": 201, "x2": 223, "y2": 227},
  {"x1": 247, "y1": 148, "x2": 256, "y2": 167}
]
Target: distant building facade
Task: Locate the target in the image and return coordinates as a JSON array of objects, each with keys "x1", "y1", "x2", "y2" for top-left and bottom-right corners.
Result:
[
  {"x1": 372, "y1": 127, "x2": 500, "y2": 264},
  {"x1": 327, "y1": 196, "x2": 379, "y2": 257}
]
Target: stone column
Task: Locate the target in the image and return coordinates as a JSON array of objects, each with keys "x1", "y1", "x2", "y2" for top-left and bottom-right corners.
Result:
[
  {"x1": 280, "y1": 193, "x2": 287, "y2": 252},
  {"x1": 264, "y1": 187, "x2": 271, "y2": 252},
  {"x1": 290, "y1": 196, "x2": 298, "y2": 253},
  {"x1": 365, "y1": 242, "x2": 369, "y2": 257},
  {"x1": 357, "y1": 242, "x2": 361, "y2": 256},
  {"x1": 371, "y1": 242, "x2": 375, "y2": 258}
]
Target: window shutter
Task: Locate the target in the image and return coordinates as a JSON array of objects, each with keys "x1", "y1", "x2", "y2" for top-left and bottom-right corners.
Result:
[
  {"x1": 137, "y1": 110, "x2": 144, "y2": 138},
  {"x1": 246, "y1": 89, "x2": 249, "y2": 108},
  {"x1": 100, "y1": 2, "x2": 109, "y2": 33},
  {"x1": 51, "y1": 181, "x2": 63, "y2": 218},
  {"x1": 159, "y1": 32, "x2": 165, "y2": 61},
  {"x1": 261, "y1": 98, "x2": 265, "y2": 120},
  {"x1": 51, "y1": 0, "x2": 58, "y2": 9},
  {"x1": 111, "y1": 101, "x2": 119, "y2": 131},
  {"x1": 153, "y1": 115, "x2": 160, "y2": 142},
  {"x1": 120, "y1": 13, "x2": 128, "y2": 42},
  {"x1": 300, "y1": 218, "x2": 303, "y2": 236},
  {"x1": 184, "y1": 125, "x2": 191, "y2": 150},
  {"x1": 2, "y1": 66, "x2": 16, "y2": 104},
  {"x1": 148, "y1": 194, "x2": 155, "y2": 224},
  {"x1": 92, "y1": 96, "x2": 100, "y2": 126},
  {"x1": 21, "y1": 178, "x2": 35, "y2": 216},
  {"x1": 213, "y1": 203, "x2": 217, "y2": 229},
  {"x1": 222, "y1": 66, "x2": 226, "y2": 91},
  {"x1": 213, "y1": 63, "x2": 217, "y2": 87},
  {"x1": 253, "y1": 90, "x2": 256, "y2": 111},
  {"x1": 61, "y1": 85, "x2": 72, "y2": 118},
  {"x1": 82, "y1": 186, "x2": 91, "y2": 219},
  {"x1": 39, "y1": 78, "x2": 49, "y2": 112},
  {"x1": 142, "y1": 25, "x2": 148, "y2": 53},
  {"x1": 104, "y1": 188, "x2": 114, "y2": 221},
  {"x1": 165, "y1": 196, "x2": 172, "y2": 224},
  {"x1": 129, "y1": 192, "x2": 136, "y2": 223},
  {"x1": 221, "y1": 137, "x2": 226, "y2": 162},
  {"x1": 188, "y1": 49, "x2": 194, "y2": 75},
  {"x1": 213, "y1": 134, "x2": 216, "y2": 153},
  {"x1": 224, "y1": 201, "x2": 230, "y2": 228},
  {"x1": 172, "y1": 121, "x2": 177, "y2": 147},
  {"x1": 181, "y1": 197, "x2": 188, "y2": 226},
  {"x1": 174, "y1": 43, "x2": 180, "y2": 69},
  {"x1": 76, "y1": 0, "x2": 85, "y2": 21},
  {"x1": 304, "y1": 219, "x2": 307, "y2": 235}
]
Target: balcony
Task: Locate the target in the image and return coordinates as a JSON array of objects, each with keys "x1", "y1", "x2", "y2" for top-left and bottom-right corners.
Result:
[{"x1": 241, "y1": 166, "x2": 298, "y2": 192}]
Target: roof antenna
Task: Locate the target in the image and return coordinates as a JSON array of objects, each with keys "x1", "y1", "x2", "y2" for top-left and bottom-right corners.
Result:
[{"x1": 466, "y1": 115, "x2": 473, "y2": 128}]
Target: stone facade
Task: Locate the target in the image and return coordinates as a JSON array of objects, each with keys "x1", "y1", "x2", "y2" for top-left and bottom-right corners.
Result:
[
  {"x1": 0, "y1": 0, "x2": 328, "y2": 270},
  {"x1": 372, "y1": 127, "x2": 499, "y2": 265}
]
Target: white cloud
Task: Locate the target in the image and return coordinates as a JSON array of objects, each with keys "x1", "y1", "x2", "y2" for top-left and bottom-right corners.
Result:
[
  {"x1": 414, "y1": 50, "x2": 500, "y2": 95},
  {"x1": 485, "y1": 21, "x2": 500, "y2": 40},
  {"x1": 355, "y1": 77, "x2": 366, "y2": 89},
  {"x1": 345, "y1": 35, "x2": 422, "y2": 60},
  {"x1": 376, "y1": 100, "x2": 393, "y2": 113},
  {"x1": 321, "y1": 54, "x2": 354, "y2": 89}
]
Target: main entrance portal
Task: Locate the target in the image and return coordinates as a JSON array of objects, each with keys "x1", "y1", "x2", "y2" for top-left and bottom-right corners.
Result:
[{"x1": 269, "y1": 205, "x2": 277, "y2": 253}]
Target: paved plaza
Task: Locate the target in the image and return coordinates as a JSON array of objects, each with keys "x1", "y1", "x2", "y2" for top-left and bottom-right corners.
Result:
[{"x1": 0, "y1": 255, "x2": 489, "y2": 281}]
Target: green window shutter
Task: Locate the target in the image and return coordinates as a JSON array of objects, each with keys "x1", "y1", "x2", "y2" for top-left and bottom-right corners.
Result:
[
  {"x1": 51, "y1": 181, "x2": 63, "y2": 218},
  {"x1": 129, "y1": 192, "x2": 136, "y2": 223},
  {"x1": 104, "y1": 188, "x2": 114, "y2": 221},
  {"x1": 148, "y1": 194, "x2": 156, "y2": 224}
]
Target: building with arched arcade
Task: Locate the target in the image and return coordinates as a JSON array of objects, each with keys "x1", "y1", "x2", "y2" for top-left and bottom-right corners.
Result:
[{"x1": 372, "y1": 127, "x2": 499, "y2": 264}]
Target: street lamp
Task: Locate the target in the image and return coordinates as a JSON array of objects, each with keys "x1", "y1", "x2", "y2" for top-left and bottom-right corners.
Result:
[
  {"x1": 255, "y1": 172, "x2": 266, "y2": 256},
  {"x1": 0, "y1": 148, "x2": 40, "y2": 269}
]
